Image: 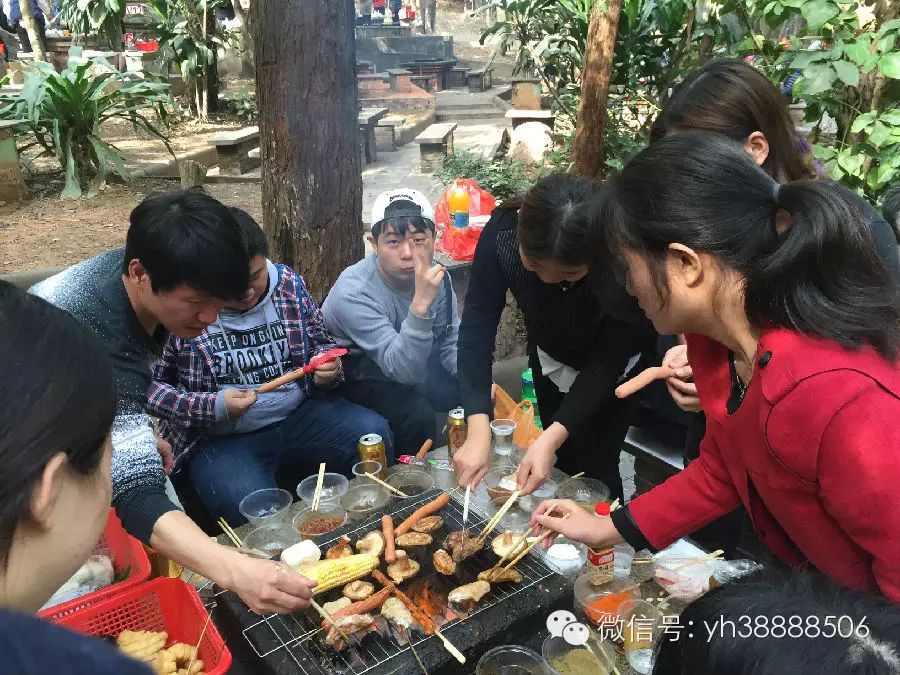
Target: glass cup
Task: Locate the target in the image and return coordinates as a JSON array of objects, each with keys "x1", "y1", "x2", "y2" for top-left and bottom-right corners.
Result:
[
  {"x1": 614, "y1": 542, "x2": 636, "y2": 577},
  {"x1": 490, "y1": 418, "x2": 517, "y2": 456},
  {"x1": 619, "y1": 599, "x2": 663, "y2": 675},
  {"x1": 352, "y1": 460, "x2": 383, "y2": 484}
]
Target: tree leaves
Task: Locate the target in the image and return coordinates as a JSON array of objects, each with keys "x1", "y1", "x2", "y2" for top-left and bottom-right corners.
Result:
[
  {"x1": 798, "y1": 63, "x2": 836, "y2": 95},
  {"x1": 800, "y1": 0, "x2": 838, "y2": 30},
  {"x1": 832, "y1": 59, "x2": 859, "y2": 87},
  {"x1": 880, "y1": 53, "x2": 900, "y2": 80}
]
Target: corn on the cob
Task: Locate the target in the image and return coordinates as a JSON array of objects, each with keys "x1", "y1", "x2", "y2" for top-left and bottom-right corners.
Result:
[{"x1": 298, "y1": 554, "x2": 378, "y2": 595}]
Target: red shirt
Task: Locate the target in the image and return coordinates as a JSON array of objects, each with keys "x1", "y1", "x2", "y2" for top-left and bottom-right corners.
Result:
[{"x1": 628, "y1": 328, "x2": 900, "y2": 602}]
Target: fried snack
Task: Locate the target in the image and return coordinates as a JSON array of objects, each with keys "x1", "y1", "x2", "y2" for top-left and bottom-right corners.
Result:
[
  {"x1": 478, "y1": 567, "x2": 523, "y2": 584},
  {"x1": 117, "y1": 630, "x2": 168, "y2": 662},
  {"x1": 166, "y1": 643, "x2": 204, "y2": 675},
  {"x1": 411, "y1": 515, "x2": 443, "y2": 533}
]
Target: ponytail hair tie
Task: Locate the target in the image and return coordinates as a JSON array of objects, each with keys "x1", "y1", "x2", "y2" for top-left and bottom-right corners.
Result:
[{"x1": 772, "y1": 183, "x2": 781, "y2": 204}]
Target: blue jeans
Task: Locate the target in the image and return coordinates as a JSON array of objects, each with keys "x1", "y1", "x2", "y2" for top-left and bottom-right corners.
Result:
[{"x1": 187, "y1": 394, "x2": 393, "y2": 525}]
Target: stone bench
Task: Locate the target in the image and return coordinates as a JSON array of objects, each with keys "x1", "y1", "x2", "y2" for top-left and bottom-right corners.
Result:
[
  {"x1": 411, "y1": 73, "x2": 437, "y2": 94},
  {"x1": 414, "y1": 122, "x2": 457, "y2": 173},
  {"x1": 448, "y1": 66, "x2": 470, "y2": 89},
  {"x1": 356, "y1": 60, "x2": 375, "y2": 75},
  {"x1": 358, "y1": 107, "x2": 389, "y2": 163},
  {"x1": 0, "y1": 119, "x2": 28, "y2": 201},
  {"x1": 467, "y1": 66, "x2": 494, "y2": 93},
  {"x1": 505, "y1": 109, "x2": 555, "y2": 131},
  {"x1": 375, "y1": 116, "x2": 406, "y2": 152},
  {"x1": 387, "y1": 68, "x2": 412, "y2": 93},
  {"x1": 210, "y1": 126, "x2": 260, "y2": 176}
]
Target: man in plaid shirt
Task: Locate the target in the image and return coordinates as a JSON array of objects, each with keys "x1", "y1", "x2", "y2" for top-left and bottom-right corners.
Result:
[{"x1": 148, "y1": 209, "x2": 392, "y2": 525}]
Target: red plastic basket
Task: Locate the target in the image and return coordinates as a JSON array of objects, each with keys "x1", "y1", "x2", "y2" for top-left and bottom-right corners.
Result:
[
  {"x1": 58, "y1": 577, "x2": 232, "y2": 675},
  {"x1": 40, "y1": 508, "x2": 151, "y2": 620}
]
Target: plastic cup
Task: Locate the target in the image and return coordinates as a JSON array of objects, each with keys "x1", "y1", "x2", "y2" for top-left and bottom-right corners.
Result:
[
  {"x1": 618, "y1": 599, "x2": 663, "y2": 675},
  {"x1": 557, "y1": 478, "x2": 610, "y2": 513},
  {"x1": 542, "y1": 632, "x2": 615, "y2": 675},
  {"x1": 238, "y1": 488, "x2": 293, "y2": 525},
  {"x1": 352, "y1": 460, "x2": 383, "y2": 484},
  {"x1": 573, "y1": 573, "x2": 641, "y2": 626},
  {"x1": 475, "y1": 645, "x2": 546, "y2": 675},
  {"x1": 386, "y1": 469, "x2": 434, "y2": 499},
  {"x1": 519, "y1": 478, "x2": 557, "y2": 512},
  {"x1": 614, "y1": 542, "x2": 636, "y2": 577},
  {"x1": 490, "y1": 418, "x2": 517, "y2": 456},
  {"x1": 292, "y1": 504, "x2": 347, "y2": 540},
  {"x1": 243, "y1": 522, "x2": 301, "y2": 557},
  {"x1": 296, "y1": 472, "x2": 350, "y2": 507}
]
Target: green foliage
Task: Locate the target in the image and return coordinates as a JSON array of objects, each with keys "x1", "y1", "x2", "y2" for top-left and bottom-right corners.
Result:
[
  {"x1": 145, "y1": 0, "x2": 230, "y2": 118},
  {"x1": 437, "y1": 151, "x2": 534, "y2": 201},
  {"x1": 0, "y1": 58, "x2": 172, "y2": 198},
  {"x1": 59, "y1": 0, "x2": 125, "y2": 50},
  {"x1": 222, "y1": 87, "x2": 257, "y2": 122}
]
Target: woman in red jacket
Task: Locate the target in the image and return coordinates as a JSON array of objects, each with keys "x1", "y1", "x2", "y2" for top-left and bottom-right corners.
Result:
[{"x1": 533, "y1": 130, "x2": 900, "y2": 602}]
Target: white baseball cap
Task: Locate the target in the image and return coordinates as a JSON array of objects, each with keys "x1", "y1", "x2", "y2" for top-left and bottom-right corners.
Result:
[{"x1": 371, "y1": 189, "x2": 435, "y2": 231}]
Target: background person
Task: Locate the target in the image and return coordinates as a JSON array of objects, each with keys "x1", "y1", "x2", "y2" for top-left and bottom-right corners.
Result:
[
  {"x1": 323, "y1": 189, "x2": 459, "y2": 455},
  {"x1": 31, "y1": 190, "x2": 316, "y2": 615},
  {"x1": 0, "y1": 282, "x2": 151, "y2": 674},
  {"x1": 533, "y1": 132, "x2": 900, "y2": 603},
  {"x1": 454, "y1": 175, "x2": 656, "y2": 500}
]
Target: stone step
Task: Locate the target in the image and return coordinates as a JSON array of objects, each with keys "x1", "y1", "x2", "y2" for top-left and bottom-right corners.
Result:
[
  {"x1": 436, "y1": 107, "x2": 506, "y2": 122},
  {"x1": 437, "y1": 100, "x2": 503, "y2": 111}
]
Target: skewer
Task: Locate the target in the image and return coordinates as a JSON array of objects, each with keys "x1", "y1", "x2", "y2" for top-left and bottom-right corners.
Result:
[
  {"x1": 501, "y1": 512, "x2": 572, "y2": 572},
  {"x1": 434, "y1": 628, "x2": 466, "y2": 664},
  {"x1": 477, "y1": 490, "x2": 521, "y2": 542},
  {"x1": 310, "y1": 599, "x2": 356, "y2": 647},
  {"x1": 312, "y1": 463, "x2": 326, "y2": 511},
  {"x1": 491, "y1": 502, "x2": 560, "y2": 570},
  {"x1": 462, "y1": 485, "x2": 471, "y2": 525},
  {"x1": 406, "y1": 633, "x2": 429, "y2": 674},
  {"x1": 364, "y1": 472, "x2": 409, "y2": 497},
  {"x1": 185, "y1": 609, "x2": 212, "y2": 675}
]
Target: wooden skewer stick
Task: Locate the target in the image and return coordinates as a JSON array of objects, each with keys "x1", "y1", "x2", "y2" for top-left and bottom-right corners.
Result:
[
  {"x1": 555, "y1": 472, "x2": 586, "y2": 491},
  {"x1": 218, "y1": 518, "x2": 243, "y2": 547},
  {"x1": 185, "y1": 609, "x2": 212, "y2": 675},
  {"x1": 502, "y1": 512, "x2": 572, "y2": 572},
  {"x1": 312, "y1": 463, "x2": 326, "y2": 511},
  {"x1": 364, "y1": 472, "x2": 409, "y2": 497},
  {"x1": 491, "y1": 501, "x2": 561, "y2": 569},
  {"x1": 310, "y1": 599, "x2": 354, "y2": 646},
  {"x1": 477, "y1": 490, "x2": 521, "y2": 542},
  {"x1": 434, "y1": 628, "x2": 466, "y2": 664},
  {"x1": 462, "y1": 485, "x2": 471, "y2": 525}
]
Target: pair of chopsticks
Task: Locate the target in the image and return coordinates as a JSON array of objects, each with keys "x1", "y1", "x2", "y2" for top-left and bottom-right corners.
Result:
[
  {"x1": 476, "y1": 489, "x2": 522, "y2": 543},
  {"x1": 364, "y1": 471, "x2": 408, "y2": 498},
  {"x1": 311, "y1": 463, "x2": 326, "y2": 511},
  {"x1": 218, "y1": 518, "x2": 269, "y2": 558}
]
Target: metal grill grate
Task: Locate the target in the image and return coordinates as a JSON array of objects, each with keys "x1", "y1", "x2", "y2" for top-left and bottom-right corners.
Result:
[{"x1": 240, "y1": 490, "x2": 557, "y2": 674}]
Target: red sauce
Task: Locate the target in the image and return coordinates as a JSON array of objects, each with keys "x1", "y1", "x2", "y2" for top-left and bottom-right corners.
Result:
[{"x1": 299, "y1": 516, "x2": 344, "y2": 537}]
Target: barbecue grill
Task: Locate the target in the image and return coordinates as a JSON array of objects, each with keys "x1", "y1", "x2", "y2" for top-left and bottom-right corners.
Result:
[{"x1": 216, "y1": 488, "x2": 574, "y2": 675}]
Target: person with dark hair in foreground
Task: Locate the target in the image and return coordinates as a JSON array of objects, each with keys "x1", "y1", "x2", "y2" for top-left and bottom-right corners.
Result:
[
  {"x1": 149, "y1": 208, "x2": 392, "y2": 525},
  {"x1": 31, "y1": 190, "x2": 317, "y2": 615},
  {"x1": 533, "y1": 132, "x2": 900, "y2": 602},
  {"x1": 0, "y1": 282, "x2": 151, "y2": 674},
  {"x1": 323, "y1": 189, "x2": 460, "y2": 454},
  {"x1": 653, "y1": 571, "x2": 900, "y2": 675},
  {"x1": 453, "y1": 174, "x2": 655, "y2": 500}
]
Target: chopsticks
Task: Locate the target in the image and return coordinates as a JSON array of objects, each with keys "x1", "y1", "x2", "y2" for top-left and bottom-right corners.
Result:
[
  {"x1": 476, "y1": 490, "x2": 521, "y2": 543},
  {"x1": 365, "y1": 472, "x2": 409, "y2": 498},
  {"x1": 218, "y1": 518, "x2": 268, "y2": 558},
  {"x1": 462, "y1": 485, "x2": 471, "y2": 525},
  {"x1": 312, "y1": 463, "x2": 326, "y2": 511},
  {"x1": 555, "y1": 471, "x2": 585, "y2": 491},
  {"x1": 501, "y1": 512, "x2": 572, "y2": 572}
]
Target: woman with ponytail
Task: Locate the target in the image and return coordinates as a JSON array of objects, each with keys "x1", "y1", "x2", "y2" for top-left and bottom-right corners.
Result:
[{"x1": 532, "y1": 131, "x2": 900, "y2": 602}]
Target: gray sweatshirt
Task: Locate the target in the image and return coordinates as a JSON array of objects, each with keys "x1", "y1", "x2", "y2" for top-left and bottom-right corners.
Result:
[{"x1": 322, "y1": 254, "x2": 458, "y2": 385}]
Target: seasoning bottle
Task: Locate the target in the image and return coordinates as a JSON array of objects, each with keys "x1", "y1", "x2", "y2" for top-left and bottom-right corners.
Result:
[{"x1": 586, "y1": 502, "x2": 615, "y2": 585}]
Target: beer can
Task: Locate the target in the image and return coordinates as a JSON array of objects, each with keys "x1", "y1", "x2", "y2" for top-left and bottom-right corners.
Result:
[
  {"x1": 447, "y1": 407, "x2": 467, "y2": 459},
  {"x1": 358, "y1": 434, "x2": 388, "y2": 479}
]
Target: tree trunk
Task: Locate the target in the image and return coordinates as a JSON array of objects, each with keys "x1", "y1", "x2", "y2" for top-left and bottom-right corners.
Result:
[
  {"x1": 232, "y1": 0, "x2": 255, "y2": 76},
  {"x1": 205, "y1": 6, "x2": 220, "y2": 113},
  {"x1": 251, "y1": 0, "x2": 364, "y2": 301},
  {"x1": 572, "y1": 0, "x2": 622, "y2": 180},
  {"x1": 18, "y1": 10, "x2": 46, "y2": 61}
]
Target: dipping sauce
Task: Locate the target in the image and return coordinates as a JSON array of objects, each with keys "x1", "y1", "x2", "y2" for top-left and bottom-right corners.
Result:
[
  {"x1": 585, "y1": 591, "x2": 636, "y2": 625},
  {"x1": 297, "y1": 516, "x2": 344, "y2": 537}
]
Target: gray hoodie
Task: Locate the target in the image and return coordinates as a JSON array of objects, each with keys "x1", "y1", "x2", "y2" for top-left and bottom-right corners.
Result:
[{"x1": 322, "y1": 254, "x2": 458, "y2": 385}]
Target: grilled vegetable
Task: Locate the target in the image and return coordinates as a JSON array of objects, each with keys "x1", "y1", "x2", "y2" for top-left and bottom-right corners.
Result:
[
  {"x1": 387, "y1": 551, "x2": 420, "y2": 583},
  {"x1": 394, "y1": 493, "x2": 451, "y2": 536},
  {"x1": 343, "y1": 580, "x2": 375, "y2": 601},
  {"x1": 298, "y1": 554, "x2": 378, "y2": 595},
  {"x1": 433, "y1": 549, "x2": 456, "y2": 575},
  {"x1": 356, "y1": 531, "x2": 385, "y2": 559},
  {"x1": 411, "y1": 516, "x2": 443, "y2": 533},
  {"x1": 478, "y1": 568, "x2": 523, "y2": 584},
  {"x1": 395, "y1": 532, "x2": 433, "y2": 548},
  {"x1": 448, "y1": 580, "x2": 491, "y2": 614},
  {"x1": 326, "y1": 536, "x2": 353, "y2": 560}
]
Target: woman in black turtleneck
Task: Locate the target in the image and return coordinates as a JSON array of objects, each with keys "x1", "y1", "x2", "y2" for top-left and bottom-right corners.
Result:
[{"x1": 453, "y1": 175, "x2": 655, "y2": 501}]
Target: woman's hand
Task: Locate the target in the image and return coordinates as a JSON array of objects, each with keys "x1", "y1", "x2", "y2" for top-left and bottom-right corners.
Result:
[
  {"x1": 313, "y1": 358, "x2": 342, "y2": 388},
  {"x1": 662, "y1": 344, "x2": 701, "y2": 413},
  {"x1": 452, "y1": 413, "x2": 491, "y2": 489},
  {"x1": 516, "y1": 423, "x2": 568, "y2": 495},
  {"x1": 530, "y1": 499, "x2": 625, "y2": 550},
  {"x1": 227, "y1": 555, "x2": 317, "y2": 614}
]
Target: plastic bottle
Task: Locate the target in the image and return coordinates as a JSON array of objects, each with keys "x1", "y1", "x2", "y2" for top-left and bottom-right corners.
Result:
[
  {"x1": 587, "y1": 502, "x2": 615, "y2": 585},
  {"x1": 447, "y1": 180, "x2": 470, "y2": 229},
  {"x1": 521, "y1": 367, "x2": 543, "y2": 429}
]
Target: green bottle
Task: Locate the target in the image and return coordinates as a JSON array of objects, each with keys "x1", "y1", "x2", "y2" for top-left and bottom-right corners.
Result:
[{"x1": 521, "y1": 368, "x2": 543, "y2": 429}]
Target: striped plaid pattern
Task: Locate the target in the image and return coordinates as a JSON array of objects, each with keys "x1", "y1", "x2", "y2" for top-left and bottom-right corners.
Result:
[{"x1": 146, "y1": 263, "x2": 340, "y2": 462}]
